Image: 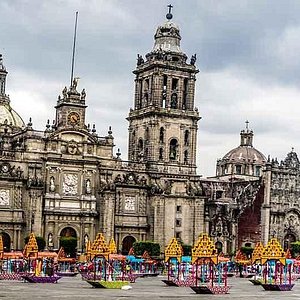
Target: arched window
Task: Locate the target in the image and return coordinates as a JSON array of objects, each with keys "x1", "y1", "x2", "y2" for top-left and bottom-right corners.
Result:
[
  {"x1": 184, "y1": 130, "x2": 189, "y2": 146},
  {"x1": 169, "y1": 139, "x2": 178, "y2": 160},
  {"x1": 145, "y1": 127, "x2": 150, "y2": 143},
  {"x1": 159, "y1": 148, "x2": 163, "y2": 160},
  {"x1": 184, "y1": 150, "x2": 188, "y2": 164},
  {"x1": 138, "y1": 139, "x2": 143, "y2": 152},
  {"x1": 159, "y1": 127, "x2": 164, "y2": 143},
  {"x1": 162, "y1": 75, "x2": 167, "y2": 108},
  {"x1": 171, "y1": 93, "x2": 178, "y2": 109}
]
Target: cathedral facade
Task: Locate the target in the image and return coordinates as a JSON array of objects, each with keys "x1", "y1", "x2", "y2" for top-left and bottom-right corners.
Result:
[{"x1": 0, "y1": 9, "x2": 299, "y2": 255}]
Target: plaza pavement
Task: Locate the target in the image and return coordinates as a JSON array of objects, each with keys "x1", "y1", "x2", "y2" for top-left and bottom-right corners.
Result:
[{"x1": 0, "y1": 275, "x2": 300, "y2": 299}]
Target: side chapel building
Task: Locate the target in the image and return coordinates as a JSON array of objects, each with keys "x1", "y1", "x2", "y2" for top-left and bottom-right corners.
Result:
[{"x1": 0, "y1": 8, "x2": 299, "y2": 255}]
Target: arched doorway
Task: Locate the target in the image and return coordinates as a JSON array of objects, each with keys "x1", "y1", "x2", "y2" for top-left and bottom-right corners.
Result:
[
  {"x1": 215, "y1": 241, "x2": 223, "y2": 254},
  {"x1": 59, "y1": 227, "x2": 77, "y2": 256},
  {"x1": 122, "y1": 236, "x2": 136, "y2": 255},
  {"x1": 284, "y1": 233, "x2": 296, "y2": 251},
  {"x1": 60, "y1": 227, "x2": 77, "y2": 238},
  {"x1": 1, "y1": 232, "x2": 11, "y2": 252}
]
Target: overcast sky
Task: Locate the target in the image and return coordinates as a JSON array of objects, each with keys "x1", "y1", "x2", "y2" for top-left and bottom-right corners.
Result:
[{"x1": 1, "y1": 0, "x2": 300, "y2": 177}]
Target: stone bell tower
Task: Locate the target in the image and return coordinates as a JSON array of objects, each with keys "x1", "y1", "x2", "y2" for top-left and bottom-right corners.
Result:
[{"x1": 127, "y1": 6, "x2": 200, "y2": 175}]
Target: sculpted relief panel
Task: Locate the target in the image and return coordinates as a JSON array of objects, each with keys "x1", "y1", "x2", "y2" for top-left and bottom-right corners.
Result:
[
  {"x1": 62, "y1": 174, "x2": 78, "y2": 196},
  {"x1": 0, "y1": 189, "x2": 10, "y2": 205}
]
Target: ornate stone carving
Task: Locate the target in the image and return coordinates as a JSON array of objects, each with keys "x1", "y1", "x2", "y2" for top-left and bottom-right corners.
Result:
[
  {"x1": 124, "y1": 196, "x2": 135, "y2": 211},
  {"x1": 0, "y1": 189, "x2": 9, "y2": 205},
  {"x1": 63, "y1": 174, "x2": 78, "y2": 195}
]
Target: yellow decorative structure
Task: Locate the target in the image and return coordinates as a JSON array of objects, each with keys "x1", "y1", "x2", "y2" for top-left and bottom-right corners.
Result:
[
  {"x1": 108, "y1": 238, "x2": 117, "y2": 254},
  {"x1": 24, "y1": 233, "x2": 38, "y2": 258},
  {"x1": 164, "y1": 238, "x2": 183, "y2": 262},
  {"x1": 251, "y1": 242, "x2": 264, "y2": 264},
  {"x1": 90, "y1": 232, "x2": 110, "y2": 260},
  {"x1": 261, "y1": 238, "x2": 286, "y2": 265},
  {"x1": 192, "y1": 233, "x2": 217, "y2": 264},
  {"x1": 0, "y1": 235, "x2": 3, "y2": 259}
]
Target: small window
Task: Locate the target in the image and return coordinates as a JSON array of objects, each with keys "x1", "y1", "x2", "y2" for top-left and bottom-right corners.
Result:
[
  {"x1": 159, "y1": 127, "x2": 164, "y2": 143},
  {"x1": 255, "y1": 166, "x2": 261, "y2": 176},
  {"x1": 236, "y1": 165, "x2": 242, "y2": 174},
  {"x1": 176, "y1": 219, "x2": 182, "y2": 227},
  {"x1": 176, "y1": 205, "x2": 182, "y2": 213},
  {"x1": 159, "y1": 148, "x2": 163, "y2": 160},
  {"x1": 172, "y1": 78, "x2": 178, "y2": 90}
]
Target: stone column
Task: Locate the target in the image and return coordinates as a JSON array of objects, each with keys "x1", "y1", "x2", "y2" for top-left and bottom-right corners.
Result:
[{"x1": 261, "y1": 163, "x2": 272, "y2": 246}]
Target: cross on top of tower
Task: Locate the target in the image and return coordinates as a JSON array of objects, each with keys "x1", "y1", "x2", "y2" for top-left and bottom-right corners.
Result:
[
  {"x1": 166, "y1": 4, "x2": 173, "y2": 20},
  {"x1": 245, "y1": 120, "x2": 249, "y2": 131}
]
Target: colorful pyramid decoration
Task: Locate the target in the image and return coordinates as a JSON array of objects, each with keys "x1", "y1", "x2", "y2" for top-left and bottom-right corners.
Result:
[
  {"x1": 192, "y1": 233, "x2": 218, "y2": 264},
  {"x1": 251, "y1": 242, "x2": 264, "y2": 263},
  {"x1": 90, "y1": 232, "x2": 110, "y2": 260},
  {"x1": 24, "y1": 233, "x2": 38, "y2": 258},
  {"x1": 108, "y1": 238, "x2": 117, "y2": 254},
  {"x1": 261, "y1": 238, "x2": 286, "y2": 265},
  {"x1": 165, "y1": 237, "x2": 183, "y2": 262}
]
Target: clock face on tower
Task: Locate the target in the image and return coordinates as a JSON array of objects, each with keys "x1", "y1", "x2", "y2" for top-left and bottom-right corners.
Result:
[{"x1": 67, "y1": 111, "x2": 80, "y2": 125}]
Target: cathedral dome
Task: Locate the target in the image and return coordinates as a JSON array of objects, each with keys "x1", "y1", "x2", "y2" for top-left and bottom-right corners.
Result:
[
  {"x1": 222, "y1": 145, "x2": 266, "y2": 165},
  {"x1": 216, "y1": 124, "x2": 266, "y2": 178},
  {"x1": 0, "y1": 102, "x2": 25, "y2": 129}
]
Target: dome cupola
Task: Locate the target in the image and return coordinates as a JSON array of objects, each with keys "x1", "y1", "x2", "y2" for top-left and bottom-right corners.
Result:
[{"x1": 216, "y1": 122, "x2": 266, "y2": 179}]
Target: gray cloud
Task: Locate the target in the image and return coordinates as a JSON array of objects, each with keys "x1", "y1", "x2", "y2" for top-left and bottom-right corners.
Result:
[{"x1": 1, "y1": 0, "x2": 300, "y2": 176}]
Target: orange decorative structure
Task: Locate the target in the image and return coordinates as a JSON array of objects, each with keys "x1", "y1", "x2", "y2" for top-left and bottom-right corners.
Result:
[
  {"x1": 164, "y1": 238, "x2": 183, "y2": 263},
  {"x1": 190, "y1": 233, "x2": 229, "y2": 294},
  {"x1": 192, "y1": 233, "x2": 218, "y2": 265},
  {"x1": 0, "y1": 235, "x2": 3, "y2": 260},
  {"x1": 23, "y1": 233, "x2": 38, "y2": 259},
  {"x1": 285, "y1": 249, "x2": 292, "y2": 259},
  {"x1": 108, "y1": 238, "x2": 117, "y2": 255},
  {"x1": 235, "y1": 250, "x2": 250, "y2": 265},
  {"x1": 252, "y1": 242, "x2": 264, "y2": 264},
  {"x1": 260, "y1": 238, "x2": 293, "y2": 291},
  {"x1": 90, "y1": 232, "x2": 110, "y2": 260}
]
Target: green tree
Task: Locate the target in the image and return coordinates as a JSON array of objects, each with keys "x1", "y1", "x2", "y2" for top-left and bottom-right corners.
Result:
[
  {"x1": 59, "y1": 237, "x2": 77, "y2": 257},
  {"x1": 240, "y1": 246, "x2": 254, "y2": 258},
  {"x1": 24, "y1": 236, "x2": 46, "y2": 251},
  {"x1": 133, "y1": 241, "x2": 160, "y2": 257},
  {"x1": 291, "y1": 241, "x2": 300, "y2": 257}
]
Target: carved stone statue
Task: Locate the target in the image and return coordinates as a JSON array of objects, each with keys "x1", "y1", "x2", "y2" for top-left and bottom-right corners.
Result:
[
  {"x1": 190, "y1": 54, "x2": 197, "y2": 65},
  {"x1": 72, "y1": 77, "x2": 78, "y2": 90},
  {"x1": 137, "y1": 54, "x2": 144, "y2": 66},
  {"x1": 49, "y1": 176, "x2": 55, "y2": 192},
  {"x1": 85, "y1": 179, "x2": 91, "y2": 194},
  {"x1": 81, "y1": 88, "x2": 86, "y2": 100},
  {"x1": 62, "y1": 86, "x2": 67, "y2": 99}
]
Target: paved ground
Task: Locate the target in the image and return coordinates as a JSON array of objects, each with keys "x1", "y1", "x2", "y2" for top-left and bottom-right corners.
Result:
[{"x1": 0, "y1": 275, "x2": 300, "y2": 299}]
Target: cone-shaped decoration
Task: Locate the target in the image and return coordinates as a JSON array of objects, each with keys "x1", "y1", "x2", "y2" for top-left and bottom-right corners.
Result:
[
  {"x1": 165, "y1": 237, "x2": 183, "y2": 262},
  {"x1": 192, "y1": 233, "x2": 218, "y2": 264}
]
